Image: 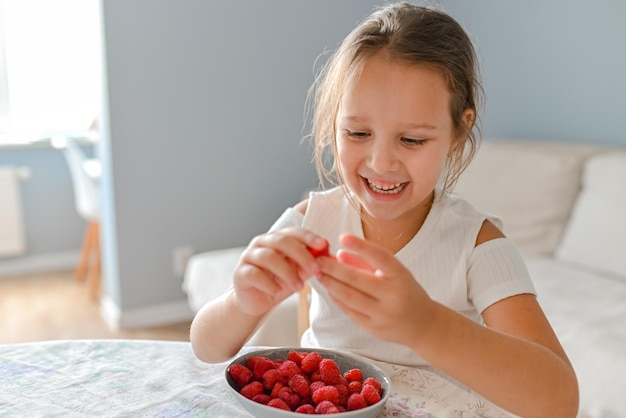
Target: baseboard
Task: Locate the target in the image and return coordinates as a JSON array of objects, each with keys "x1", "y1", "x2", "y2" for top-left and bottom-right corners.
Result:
[
  {"x1": 100, "y1": 295, "x2": 194, "y2": 330},
  {"x1": 0, "y1": 250, "x2": 79, "y2": 278}
]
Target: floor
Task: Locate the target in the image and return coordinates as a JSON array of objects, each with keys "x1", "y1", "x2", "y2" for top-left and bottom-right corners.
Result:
[{"x1": 0, "y1": 270, "x2": 192, "y2": 344}]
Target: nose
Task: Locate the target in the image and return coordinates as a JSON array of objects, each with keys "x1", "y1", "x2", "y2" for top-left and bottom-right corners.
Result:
[{"x1": 368, "y1": 139, "x2": 399, "y2": 173}]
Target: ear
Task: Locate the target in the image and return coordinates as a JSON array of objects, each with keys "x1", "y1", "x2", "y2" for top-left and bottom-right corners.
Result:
[
  {"x1": 449, "y1": 108, "x2": 475, "y2": 156},
  {"x1": 461, "y1": 108, "x2": 475, "y2": 133}
]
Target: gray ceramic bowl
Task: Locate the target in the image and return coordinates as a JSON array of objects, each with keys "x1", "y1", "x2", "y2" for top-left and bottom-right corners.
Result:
[{"x1": 225, "y1": 347, "x2": 391, "y2": 417}]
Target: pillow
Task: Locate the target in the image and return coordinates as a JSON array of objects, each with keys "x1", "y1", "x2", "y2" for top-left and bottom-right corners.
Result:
[
  {"x1": 556, "y1": 152, "x2": 626, "y2": 279},
  {"x1": 454, "y1": 140, "x2": 593, "y2": 257}
]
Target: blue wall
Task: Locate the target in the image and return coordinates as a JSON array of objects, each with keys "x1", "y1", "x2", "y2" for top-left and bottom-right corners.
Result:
[{"x1": 444, "y1": 0, "x2": 626, "y2": 145}]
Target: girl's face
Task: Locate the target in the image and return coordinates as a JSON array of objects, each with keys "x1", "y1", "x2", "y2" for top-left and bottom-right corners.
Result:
[{"x1": 336, "y1": 54, "x2": 457, "y2": 225}]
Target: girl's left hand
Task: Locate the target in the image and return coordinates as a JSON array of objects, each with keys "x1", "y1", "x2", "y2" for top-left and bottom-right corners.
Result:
[{"x1": 317, "y1": 232, "x2": 436, "y2": 347}]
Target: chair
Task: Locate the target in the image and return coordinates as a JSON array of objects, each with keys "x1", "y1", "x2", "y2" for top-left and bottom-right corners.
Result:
[
  {"x1": 298, "y1": 283, "x2": 311, "y2": 341},
  {"x1": 52, "y1": 136, "x2": 101, "y2": 299}
]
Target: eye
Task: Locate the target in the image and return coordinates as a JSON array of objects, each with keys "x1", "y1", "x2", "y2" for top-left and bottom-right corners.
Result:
[
  {"x1": 344, "y1": 129, "x2": 370, "y2": 139},
  {"x1": 401, "y1": 137, "x2": 426, "y2": 146}
]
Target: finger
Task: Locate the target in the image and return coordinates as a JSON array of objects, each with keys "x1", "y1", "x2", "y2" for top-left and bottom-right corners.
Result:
[
  {"x1": 252, "y1": 228, "x2": 323, "y2": 278},
  {"x1": 339, "y1": 233, "x2": 402, "y2": 275},
  {"x1": 242, "y1": 246, "x2": 304, "y2": 292},
  {"x1": 318, "y1": 270, "x2": 377, "y2": 316},
  {"x1": 325, "y1": 287, "x2": 373, "y2": 323},
  {"x1": 236, "y1": 263, "x2": 280, "y2": 295},
  {"x1": 317, "y1": 256, "x2": 383, "y2": 300},
  {"x1": 336, "y1": 249, "x2": 376, "y2": 273},
  {"x1": 235, "y1": 264, "x2": 292, "y2": 316}
]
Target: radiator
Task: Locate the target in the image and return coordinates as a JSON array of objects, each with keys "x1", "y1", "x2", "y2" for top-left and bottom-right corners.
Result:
[{"x1": 0, "y1": 166, "x2": 30, "y2": 257}]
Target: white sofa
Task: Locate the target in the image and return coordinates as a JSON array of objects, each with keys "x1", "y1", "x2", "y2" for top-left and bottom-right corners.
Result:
[{"x1": 183, "y1": 139, "x2": 626, "y2": 418}]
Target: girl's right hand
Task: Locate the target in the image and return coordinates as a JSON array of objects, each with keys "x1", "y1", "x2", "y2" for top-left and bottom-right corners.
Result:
[{"x1": 232, "y1": 227, "x2": 326, "y2": 317}]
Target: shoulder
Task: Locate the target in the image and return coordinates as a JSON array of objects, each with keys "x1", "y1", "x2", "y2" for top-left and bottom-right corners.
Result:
[
  {"x1": 439, "y1": 192, "x2": 505, "y2": 247},
  {"x1": 296, "y1": 186, "x2": 346, "y2": 216},
  {"x1": 475, "y1": 219, "x2": 505, "y2": 247},
  {"x1": 294, "y1": 199, "x2": 308, "y2": 216}
]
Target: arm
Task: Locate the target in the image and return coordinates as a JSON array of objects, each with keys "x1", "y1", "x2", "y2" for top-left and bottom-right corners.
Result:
[
  {"x1": 412, "y1": 294, "x2": 578, "y2": 418},
  {"x1": 436, "y1": 221, "x2": 578, "y2": 415},
  {"x1": 317, "y1": 223, "x2": 579, "y2": 417},
  {"x1": 190, "y1": 289, "x2": 263, "y2": 363},
  {"x1": 190, "y1": 201, "x2": 322, "y2": 363}
]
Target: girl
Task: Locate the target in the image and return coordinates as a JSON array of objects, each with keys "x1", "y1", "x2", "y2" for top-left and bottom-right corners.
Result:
[{"x1": 190, "y1": 3, "x2": 579, "y2": 416}]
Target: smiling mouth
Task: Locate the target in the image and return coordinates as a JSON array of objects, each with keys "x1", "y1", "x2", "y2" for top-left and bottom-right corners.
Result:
[{"x1": 365, "y1": 178, "x2": 408, "y2": 195}]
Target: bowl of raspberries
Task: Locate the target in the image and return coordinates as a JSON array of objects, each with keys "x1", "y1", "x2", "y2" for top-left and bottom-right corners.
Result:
[{"x1": 225, "y1": 347, "x2": 391, "y2": 417}]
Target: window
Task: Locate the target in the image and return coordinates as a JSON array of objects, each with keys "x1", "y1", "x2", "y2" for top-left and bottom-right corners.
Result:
[{"x1": 0, "y1": 0, "x2": 102, "y2": 144}]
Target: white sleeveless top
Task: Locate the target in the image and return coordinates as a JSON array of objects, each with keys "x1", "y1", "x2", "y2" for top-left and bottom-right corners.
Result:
[{"x1": 269, "y1": 187, "x2": 535, "y2": 366}]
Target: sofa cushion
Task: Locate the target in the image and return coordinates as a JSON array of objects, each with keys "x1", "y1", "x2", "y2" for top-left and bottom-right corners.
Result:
[
  {"x1": 556, "y1": 152, "x2": 626, "y2": 279},
  {"x1": 182, "y1": 247, "x2": 245, "y2": 312},
  {"x1": 527, "y1": 257, "x2": 626, "y2": 415},
  {"x1": 453, "y1": 140, "x2": 595, "y2": 257}
]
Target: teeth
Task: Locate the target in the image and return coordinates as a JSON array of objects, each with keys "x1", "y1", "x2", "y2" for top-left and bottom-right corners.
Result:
[{"x1": 367, "y1": 179, "x2": 406, "y2": 194}]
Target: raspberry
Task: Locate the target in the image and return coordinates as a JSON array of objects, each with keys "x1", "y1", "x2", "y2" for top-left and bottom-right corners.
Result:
[
  {"x1": 300, "y1": 351, "x2": 323, "y2": 374},
  {"x1": 312, "y1": 385, "x2": 339, "y2": 405},
  {"x1": 307, "y1": 238, "x2": 330, "y2": 258},
  {"x1": 315, "y1": 400, "x2": 340, "y2": 414},
  {"x1": 278, "y1": 360, "x2": 301, "y2": 380},
  {"x1": 251, "y1": 394, "x2": 271, "y2": 405},
  {"x1": 309, "y1": 380, "x2": 325, "y2": 394},
  {"x1": 347, "y1": 393, "x2": 368, "y2": 411},
  {"x1": 262, "y1": 368, "x2": 281, "y2": 391},
  {"x1": 245, "y1": 355, "x2": 260, "y2": 370},
  {"x1": 334, "y1": 383, "x2": 349, "y2": 406},
  {"x1": 294, "y1": 404, "x2": 316, "y2": 414},
  {"x1": 287, "y1": 350, "x2": 305, "y2": 366},
  {"x1": 267, "y1": 398, "x2": 291, "y2": 411},
  {"x1": 363, "y1": 377, "x2": 382, "y2": 394},
  {"x1": 319, "y1": 358, "x2": 342, "y2": 385},
  {"x1": 252, "y1": 356, "x2": 275, "y2": 380},
  {"x1": 240, "y1": 381, "x2": 264, "y2": 400},
  {"x1": 309, "y1": 370, "x2": 322, "y2": 382},
  {"x1": 289, "y1": 373, "x2": 311, "y2": 398},
  {"x1": 348, "y1": 380, "x2": 362, "y2": 395},
  {"x1": 270, "y1": 381, "x2": 285, "y2": 399},
  {"x1": 361, "y1": 383, "x2": 382, "y2": 405},
  {"x1": 344, "y1": 368, "x2": 363, "y2": 383},
  {"x1": 228, "y1": 364, "x2": 252, "y2": 389},
  {"x1": 278, "y1": 386, "x2": 301, "y2": 410}
]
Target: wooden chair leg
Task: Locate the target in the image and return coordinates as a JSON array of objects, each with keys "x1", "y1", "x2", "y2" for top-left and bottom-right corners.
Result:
[
  {"x1": 87, "y1": 222, "x2": 101, "y2": 300},
  {"x1": 297, "y1": 282, "x2": 311, "y2": 342},
  {"x1": 75, "y1": 221, "x2": 97, "y2": 282}
]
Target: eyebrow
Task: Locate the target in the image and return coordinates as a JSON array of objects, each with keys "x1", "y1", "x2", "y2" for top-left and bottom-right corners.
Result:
[
  {"x1": 339, "y1": 116, "x2": 438, "y2": 130},
  {"x1": 405, "y1": 122, "x2": 438, "y2": 130}
]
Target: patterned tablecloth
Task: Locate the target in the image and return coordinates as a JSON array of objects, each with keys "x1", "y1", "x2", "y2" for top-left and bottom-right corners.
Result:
[{"x1": 0, "y1": 339, "x2": 516, "y2": 418}]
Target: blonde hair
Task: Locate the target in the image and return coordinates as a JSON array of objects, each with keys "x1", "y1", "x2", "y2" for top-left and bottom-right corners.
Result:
[{"x1": 307, "y1": 2, "x2": 483, "y2": 195}]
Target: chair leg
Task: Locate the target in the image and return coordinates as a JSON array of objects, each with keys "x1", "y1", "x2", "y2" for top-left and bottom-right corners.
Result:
[
  {"x1": 87, "y1": 222, "x2": 101, "y2": 300},
  {"x1": 297, "y1": 282, "x2": 311, "y2": 342},
  {"x1": 75, "y1": 222, "x2": 97, "y2": 282}
]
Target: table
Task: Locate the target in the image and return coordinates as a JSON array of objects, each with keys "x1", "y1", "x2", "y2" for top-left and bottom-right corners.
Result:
[{"x1": 0, "y1": 339, "x2": 516, "y2": 417}]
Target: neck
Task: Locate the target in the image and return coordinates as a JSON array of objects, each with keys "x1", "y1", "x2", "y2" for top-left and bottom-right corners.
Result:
[{"x1": 361, "y1": 191, "x2": 435, "y2": 253}]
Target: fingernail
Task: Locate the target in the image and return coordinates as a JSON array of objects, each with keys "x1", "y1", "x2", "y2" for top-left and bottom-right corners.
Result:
[{"x1": 310, "y1": 236, "x2": 324, "y2": 247}]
